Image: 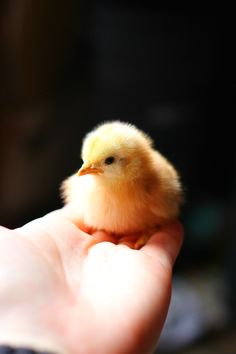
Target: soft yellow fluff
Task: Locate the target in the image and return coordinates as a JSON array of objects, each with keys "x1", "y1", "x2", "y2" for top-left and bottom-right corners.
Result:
[{"x1": 61, "y1": 121, "x2": 182, "y2": 247}]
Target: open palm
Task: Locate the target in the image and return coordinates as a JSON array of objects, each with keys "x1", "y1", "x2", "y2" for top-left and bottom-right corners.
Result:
[{"x1": 0, "y1": 210, "x2": 183, "y2": 354}]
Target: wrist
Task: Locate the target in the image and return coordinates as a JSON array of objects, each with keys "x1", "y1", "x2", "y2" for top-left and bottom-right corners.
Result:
[
  {"x1": 0, "y1": 332, "x2": 65, "y2": 354},
  {"x1": 0, "y1": 309, "x2": 67, "y2": 354}
]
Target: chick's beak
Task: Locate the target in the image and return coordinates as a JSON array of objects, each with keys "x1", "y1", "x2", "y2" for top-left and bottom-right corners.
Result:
[{"x1": 77, "y1": 164, "x2": 104, "y2": 176}]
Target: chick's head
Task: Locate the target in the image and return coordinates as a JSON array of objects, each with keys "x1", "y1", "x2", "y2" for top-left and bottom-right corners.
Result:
[{"x1": 78, "y1": 121, "x2": 154, "y2": 182}]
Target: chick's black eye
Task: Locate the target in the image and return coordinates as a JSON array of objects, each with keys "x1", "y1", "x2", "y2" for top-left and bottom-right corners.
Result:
[{"x1": 105, "y1": 156, "x2": 115, "y2": 165}]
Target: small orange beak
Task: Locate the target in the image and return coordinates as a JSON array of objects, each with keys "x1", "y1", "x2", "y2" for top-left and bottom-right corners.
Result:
[{"x1": 77, "y1": 164, "x2": 104, "y2": 176}]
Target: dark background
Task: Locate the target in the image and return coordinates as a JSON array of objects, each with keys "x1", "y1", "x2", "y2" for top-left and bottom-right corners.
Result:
[{"x1": 0, "y1": 2, "x2": 235, "y2": 353}]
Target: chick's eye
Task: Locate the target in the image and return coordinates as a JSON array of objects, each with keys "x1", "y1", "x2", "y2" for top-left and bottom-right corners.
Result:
[{"x1": 104, "y1": 156, "x2": 115, "y2": 165}]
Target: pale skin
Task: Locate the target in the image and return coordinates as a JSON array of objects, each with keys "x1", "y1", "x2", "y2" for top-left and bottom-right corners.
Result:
[{"x1": 0, "y1": 209, "x2": 183, "y2": 354}]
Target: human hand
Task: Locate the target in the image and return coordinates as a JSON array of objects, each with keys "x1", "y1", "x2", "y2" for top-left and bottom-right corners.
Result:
[{"x1": 0, "y1": 210, "x2": 183, "y2": 354}]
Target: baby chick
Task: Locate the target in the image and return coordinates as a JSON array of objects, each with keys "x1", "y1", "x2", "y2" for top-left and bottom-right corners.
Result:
[{"x1": 61, "y1": 121, "x2": 182, "y2": 248}]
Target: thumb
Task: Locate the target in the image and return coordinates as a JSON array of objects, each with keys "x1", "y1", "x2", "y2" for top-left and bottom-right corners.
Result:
[{"x1": 141, "y1": 221, "x2": 184, "y2": 270}]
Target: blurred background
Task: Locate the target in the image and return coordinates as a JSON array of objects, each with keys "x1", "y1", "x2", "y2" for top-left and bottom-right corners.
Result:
[{"x1": 0, "y1": 1, "x2": 235, "y2": 353}]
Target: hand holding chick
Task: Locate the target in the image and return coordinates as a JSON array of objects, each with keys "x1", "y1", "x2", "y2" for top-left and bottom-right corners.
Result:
[{"x1": 61, "y1": 121, "x2": 182, "y2": 248}]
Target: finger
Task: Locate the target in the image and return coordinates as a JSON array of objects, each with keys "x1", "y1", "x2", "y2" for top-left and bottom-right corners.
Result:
[
  {"x1": 15, "y1": 210, "x2": 95, "y2": 254},
  {"x1": 141, "y1": 221, "x2": 184, "y2": 270},
  {"x1": 92, "y1": 230, "x2": 118, "y2": 244}
]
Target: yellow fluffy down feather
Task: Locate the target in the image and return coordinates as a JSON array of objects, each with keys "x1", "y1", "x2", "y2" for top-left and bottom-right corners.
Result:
[{"x1": 61, "y1": 121, "x2": 183, "y2": 248}]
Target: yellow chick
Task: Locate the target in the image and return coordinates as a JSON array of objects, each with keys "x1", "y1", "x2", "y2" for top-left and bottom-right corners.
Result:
[{"x1": 61, "y1": 121, "x2": 182, "y2": 248}]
